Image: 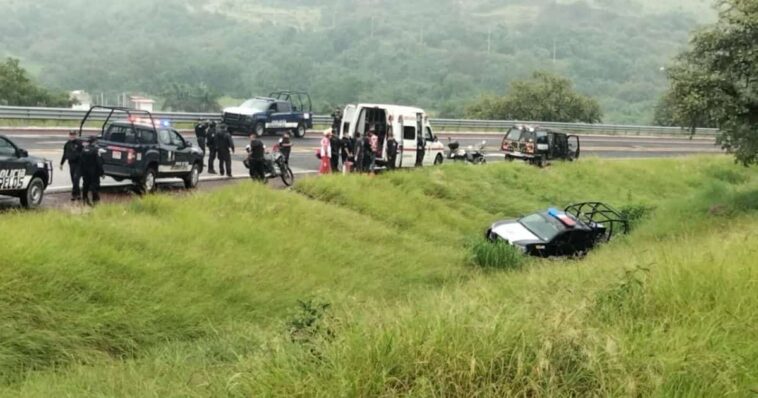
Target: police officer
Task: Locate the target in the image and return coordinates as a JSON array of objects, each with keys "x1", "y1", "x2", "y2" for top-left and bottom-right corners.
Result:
[
  {"x1": 80, "y1": 136, "x2": 104, "y2": 206},
  {"x1": 60, "y1": 130, "x2": 83, "y2": 201},
  {"x1": 194, "y1": 120, "x2": 208, "y2": 161},
  {"x1": 216, "y1": 124, "x2": 235, "y2": 177},
  {"x1": 206, "y1": 121, "x2": 218, "y2": 174},
  {"x1": 386, "y1": 133, "x2": 399, "y2": 170},
  {"x1": 331, "y1": 108, "x2": 342, "y2": 135},
  {"x1": 329, "y1": 129, "x2": 341, "y2": 172},
  {"x1": 415, "y1": 134, "x2": 426, "y2": 167},
  {"x1": 247, "y1": 132, "x2": 266, "y2": 181}
]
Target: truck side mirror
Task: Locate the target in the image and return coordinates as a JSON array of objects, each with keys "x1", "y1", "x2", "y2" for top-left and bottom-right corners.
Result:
[{"x1": 18, "y1": 149, "x2": 28, "y2": 158}]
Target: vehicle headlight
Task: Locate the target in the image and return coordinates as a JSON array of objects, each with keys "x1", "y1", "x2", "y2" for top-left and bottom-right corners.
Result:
[
  {"x1": 304, "y1": 113, "x2": 311, "y2": 119},
  {"x1": 514, "y1": 244, "x2": 528, "y2": 253}
]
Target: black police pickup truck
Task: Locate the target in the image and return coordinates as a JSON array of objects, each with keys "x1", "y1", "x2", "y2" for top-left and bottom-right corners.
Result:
[
  {"x1": 0, "y1": 135, "x2": 53, "y2": 208},
  {"x1": 78, "y1": 107, "x2": 204, "y2": 194},
  {"x1": 501, "y1": 124, "x2": 580, "y2": 167},
  {"x1": 222, "y1": 91, "x2": 313, "y2": 138}
]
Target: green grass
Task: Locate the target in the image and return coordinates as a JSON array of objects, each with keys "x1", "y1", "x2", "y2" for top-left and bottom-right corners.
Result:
[{"x1": 0, "y1": 156, "x2": 756, "y2": 396}]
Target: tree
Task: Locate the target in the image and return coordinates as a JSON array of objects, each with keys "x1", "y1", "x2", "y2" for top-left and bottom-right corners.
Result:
[
  {"x1": 0, "y1": 58, "x2": 71, "y2": 107},
  {"x1": 161, "y1": 83, "x2": 221, "y2": 113},
  {"x1": 466, "y1": 72, "x2": 603, "y2": 123},
  {"x1": 663, "y1": 0, "x2": 758, "y2": 165}
]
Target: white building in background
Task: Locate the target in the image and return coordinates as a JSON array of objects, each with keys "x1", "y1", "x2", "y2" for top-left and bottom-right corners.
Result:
[
  {"x1": 129, "y1": 96, "x2": 155, "y2": 112},
  {"x1": 70, "y1": 90, "x2": 92, "y2": 110}
]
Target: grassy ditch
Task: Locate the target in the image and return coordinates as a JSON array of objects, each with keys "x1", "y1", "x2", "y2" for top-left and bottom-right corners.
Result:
[{"x1": 0, "y1": 156, "x2": 755, "y2": 396}]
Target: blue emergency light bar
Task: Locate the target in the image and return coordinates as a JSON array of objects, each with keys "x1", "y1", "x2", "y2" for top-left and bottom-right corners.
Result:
[{"x1": 548, "y1": 208, "x2": 576, "y2": 228}]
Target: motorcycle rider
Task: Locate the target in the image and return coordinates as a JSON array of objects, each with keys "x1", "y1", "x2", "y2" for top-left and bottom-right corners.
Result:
[{"x1": 247, "y1": 132, "x2": 266, "y2": 181}]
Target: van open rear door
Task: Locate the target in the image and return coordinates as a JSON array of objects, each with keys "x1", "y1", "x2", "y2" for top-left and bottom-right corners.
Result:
[{"x1": 568, "y1": 135, "x2": 580, "y2": 160}]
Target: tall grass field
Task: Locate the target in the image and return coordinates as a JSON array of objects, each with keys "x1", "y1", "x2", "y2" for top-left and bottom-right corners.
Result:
[{"x1": 0, "y1": 156, "x2": 756, "y2": 397}]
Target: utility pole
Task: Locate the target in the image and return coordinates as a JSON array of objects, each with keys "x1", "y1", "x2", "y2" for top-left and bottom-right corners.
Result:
[{"x1": 552, "y1": 38, "x2": 557, "y2": 65}]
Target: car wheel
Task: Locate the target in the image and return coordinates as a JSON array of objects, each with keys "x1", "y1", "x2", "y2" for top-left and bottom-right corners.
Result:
[
  {"x1": 434, "y1": 154, "x2": 443, "y2": 165},
  {"x1": 183, "y1": 163, "x2": 200, "y2": 189},
  {"x1": 280, "y1": 165, "x2": 294, "y2": 186},
  {"x1": 254, "y1": 122, "x2": 265, "y2": 137},
  {"x1": 505, "y1": 155, "x2": 514, "y2": 162},
  {"x1": 137, "y1": 167, "x2": 157, "y2": 194},
  {"x1": 294, "y1": 123, "x2": 306, "y2": 138},
  {"x1": 20, "y1": 177, "x2": 45, "y2": 209},
  {"x1": 536, "y1": 155, "x2": 546, "y2": 168}
]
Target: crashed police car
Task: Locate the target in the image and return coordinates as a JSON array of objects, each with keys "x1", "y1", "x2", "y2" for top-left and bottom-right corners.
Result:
[
  {"x1": 486, "y1": 202, "x2": 629, "y2": 257},
  {"x1": 222, "y1": 91, "x2": 313, "y2": 138},
  {"x1": 78, "y1": 106, "x2": 204, "y2": 194},
  {"x1": 0, "y1": 135, "x2": 53, "y2": 208}
]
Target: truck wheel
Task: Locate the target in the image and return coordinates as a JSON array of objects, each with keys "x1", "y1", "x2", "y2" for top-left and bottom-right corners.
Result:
[
  {"x1": 254, "y1": 122, "x2": 266, "y2": 137},
  {"x1": 20, "y1": 177, "x2": 45, "y2": 209},
  {"x1": 137, "y1": 167, "x2": 157, "y2": 194},
  {"x1": 434, "y1": 154, "x2": 443, "y2": 165},
  {"x1": 293, "y1": 123, "x2": 306, "y2": 138},
  {"x1": 183, "y1": 163, "x2": 200, "y2": 189}
]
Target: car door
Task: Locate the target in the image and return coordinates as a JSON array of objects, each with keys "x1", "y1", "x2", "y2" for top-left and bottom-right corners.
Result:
[
  {"x1": 157, "y1": 128, "x2": 177, "y2": 175},
  {"x1": 169, "y1": 129, "x2": 193, "y2": 173},
  {"x1": 401, "y1": 125, "x2": 416, "y2": 168},
  {"x1": 568, "y1": 135, "x2": 580, "y2": 160},
  {"x1": 267, "y1": 102, "x2": 289, "y2": 131},
  {"x1": 0, "y1": 137, "x2": 27, "y2": 193},
  {"x1": 424, "y1": 126, "x2": 436, "y2": 164}
]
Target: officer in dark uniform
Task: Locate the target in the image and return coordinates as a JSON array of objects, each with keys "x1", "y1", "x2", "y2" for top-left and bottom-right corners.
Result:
[
  {"x1": 386, "y1": 134, "x2": 399, "y2": 170},
  {"x1": 80, "y1": 136, "x2": 104, "y2": 206},
  {"x1": 216, "y1": 124, "x2": 235, "y2": 177},
  {"x1": 331, "y1": 108, "x2": 342, "y2": 135},
  {"x1": 247, "y1": 132, "x2": 266, "y2": 181},
  {"x1": 60, "y1": 130, "x2": 83, "y2": 201},
  {"x1": 194, "y1": 120, "x2": 208, "y2": 162},
  {"x1": 329, "y1": 129, "x2": 341, "y2": 172},
  {"x1": 415, "y1": 134, "x2": 426, "y2": 167},
  {"x1": 206, "y1": 121, "x2": 218, "y2": 174}
]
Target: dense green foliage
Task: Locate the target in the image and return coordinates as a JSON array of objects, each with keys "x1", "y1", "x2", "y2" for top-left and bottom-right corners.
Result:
[
  {"x1": 661, "y1": 0, "x2": 758, "y2": 165},
  {"x1": 0, "y1": 58, "x2": 70, "y2": 107},
  {"x1": 0, "y1": 0, "x2": 710, "y2": 122},
  {"x1": 0, "y1": 157, "x2": 756, "y2": 396},
  {"x1": 466, "y1": 71, "x2": 603, "y2": 122}
]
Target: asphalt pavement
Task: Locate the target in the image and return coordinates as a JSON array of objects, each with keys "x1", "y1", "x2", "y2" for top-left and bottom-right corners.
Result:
[{"x1": 0, "y1": 129, "x2": 722, "y2": 206}]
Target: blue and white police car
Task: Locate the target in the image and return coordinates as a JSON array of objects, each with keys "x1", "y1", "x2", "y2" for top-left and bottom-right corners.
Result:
[
  {"x1": 0, "y1": 135, "x2": 53, "y2": 208},
  {"x1": 486, "y1": 202, "x2": 629, "y2": 257},
  {"x1": 222, "y1": 91, "x2": 313, "y2": 138}
]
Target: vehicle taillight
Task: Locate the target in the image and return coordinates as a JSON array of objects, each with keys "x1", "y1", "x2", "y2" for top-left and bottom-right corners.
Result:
[{"x1": 127, "y1": 149, "x2": 136, "y2": 164}]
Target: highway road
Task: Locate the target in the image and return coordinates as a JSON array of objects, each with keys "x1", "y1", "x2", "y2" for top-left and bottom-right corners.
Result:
[{"x1": 1, "y1": 129, "x2": 722, "y2": 193}]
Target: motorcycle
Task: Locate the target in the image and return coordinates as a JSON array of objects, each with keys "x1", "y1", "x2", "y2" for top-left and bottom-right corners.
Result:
[
  {"x1": 245, "y1": 144, "x2": 295, "y2": 186},
  {"x1": 447, "y1": 138, "x2": 487, "y2": 164}
]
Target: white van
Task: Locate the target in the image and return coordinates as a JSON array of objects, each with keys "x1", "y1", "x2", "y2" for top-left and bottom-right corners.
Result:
[{"x1": 340, "y1": 104, "x2": 446, "y2": 168}]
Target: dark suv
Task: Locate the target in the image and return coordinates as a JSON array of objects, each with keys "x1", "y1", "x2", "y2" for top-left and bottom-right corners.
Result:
[
  {"x1": 501, "y1": 125, "x2": 580, "y2": 167},
  {"x1": 222, "y1": 91, "x2": 313, "y2": 138},
  {"x1": 78, "y1": 107, "x2": 204, "y2": 194},
  {"x1": 0, "y1": 134, "x2": 53, "y2": 208}
]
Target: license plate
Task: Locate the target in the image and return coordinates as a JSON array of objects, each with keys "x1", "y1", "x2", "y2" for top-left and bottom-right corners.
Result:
[{"x1": 112, "y1": 150, "x2": 122, "y2": 160}]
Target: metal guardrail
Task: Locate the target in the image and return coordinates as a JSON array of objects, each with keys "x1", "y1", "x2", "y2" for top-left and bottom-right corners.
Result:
[{"x1": 0, "y1": 106, "x2": 719, "y2": 136}]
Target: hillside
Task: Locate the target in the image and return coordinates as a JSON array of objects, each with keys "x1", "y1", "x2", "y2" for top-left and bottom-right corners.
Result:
[
  {"x1": 0, "y1": 0, "x2": 715, "y2": 122},
  {"x1": 0, "y1": 157, "x2": 755, "y2": 396}
]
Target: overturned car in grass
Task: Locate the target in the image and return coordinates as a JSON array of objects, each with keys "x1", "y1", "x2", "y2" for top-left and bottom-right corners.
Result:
[{"x1": 486, "y1": 202, "x2": 629, "y2": 257}]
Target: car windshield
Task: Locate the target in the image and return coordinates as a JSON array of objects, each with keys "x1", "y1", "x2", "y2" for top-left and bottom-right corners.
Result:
[
  {"x1": 239, "y1": 99, "x2": 271, "y2": 111},
  {"x1": 519, "y1": 212, "x2": 568, "y2": 241}
]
